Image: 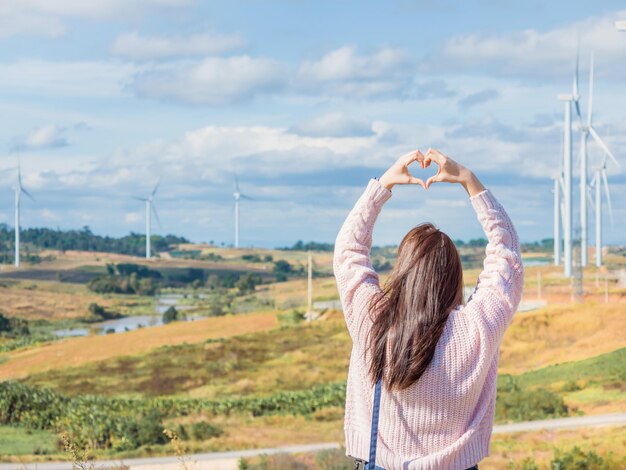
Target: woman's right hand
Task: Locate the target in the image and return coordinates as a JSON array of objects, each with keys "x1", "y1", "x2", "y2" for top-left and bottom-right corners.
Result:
[{"x1": 423, "y1": 148, "x2": 485, "y2": 196}]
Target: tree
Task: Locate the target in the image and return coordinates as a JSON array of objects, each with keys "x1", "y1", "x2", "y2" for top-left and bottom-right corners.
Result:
[{"x1": 162, "y1": 306, "x2": 179, "y2": 324}]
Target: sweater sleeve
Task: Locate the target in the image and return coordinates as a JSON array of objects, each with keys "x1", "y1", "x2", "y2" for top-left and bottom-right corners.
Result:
[
  {"x1": 464, "y1": 189, "x2": 524, "y2": 348},
  {"x1": 333, "y1": 178, "x2": 392, "y2": 341}
]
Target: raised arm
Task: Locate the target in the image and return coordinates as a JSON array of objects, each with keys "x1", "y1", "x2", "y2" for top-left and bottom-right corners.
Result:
[
  {"x1": 333, "y1": 150, "x2": 425, "y2": 339},
  {"x1": 424, "y1": 148, "x2": 524, "y2": 346},
  {"x1": 464, "y1": 187, "x2": 524, "y2": 346}
]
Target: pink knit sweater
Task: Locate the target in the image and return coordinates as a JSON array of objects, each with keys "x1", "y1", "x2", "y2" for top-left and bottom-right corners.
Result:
[{"x1": 333, "y1": 178, "x2": 524, "y2": 470}]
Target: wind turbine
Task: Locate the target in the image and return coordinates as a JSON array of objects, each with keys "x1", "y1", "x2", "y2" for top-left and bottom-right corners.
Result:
[
  {"x1": 590, "y1": 130, "x2": 620, "y2": 267},
  {"x1": 557, "y1": 84, "x2": 574, "y2": 277},
  {"x1": 573, "y1": 51, "x2": 619, "y2": 267},
  {"x1": 233, "y1": 174, "x2": 252, "y2": 249},
  {"x1": 14, "y1": 157, "x2": 34, "y2": 268},
  {"x1": 133, "y1": 180, "x2": 161, "y2": 259}
]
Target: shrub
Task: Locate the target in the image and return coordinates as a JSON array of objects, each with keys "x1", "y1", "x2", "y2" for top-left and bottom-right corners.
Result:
[
  {"x1": 162, "y1": 306, "x2": 179, "y2": 324},
  {"x1": 496, "y1": 376, "x2": 569, "y2": 422},
  {"x1": 278, "y1": 310, "x2": 305, "y2": 327},
  {"x1": 0, "y1": 312, "x2": 30, "y2": 337},
  {"x1": 550, "y1": 446, "x2": 607, "y2": 469},
  {"x1": 316, "y1": 448, "x2": 354, "y2": 470},
  {"x1": 190, "y1": 421, "x2": 223, "y2": 440}
]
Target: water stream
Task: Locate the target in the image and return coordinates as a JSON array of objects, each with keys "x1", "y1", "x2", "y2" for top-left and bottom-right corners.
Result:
[{"x1": 52, "y1": 293, "x2": 201, "y2": 337}]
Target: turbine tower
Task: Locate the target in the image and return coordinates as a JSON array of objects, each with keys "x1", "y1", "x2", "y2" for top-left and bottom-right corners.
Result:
[
  {"x1": 573, "y1": 51, "x2": 618, "y2": 267},
  {"x1": 590, "y1": 137, "x2": 620, "y2": 267},
  {"x1": 233, "y1": 175, "x2": 252, "y2": 248},
  {"x1": 553, "y1": 176, "x2": 562, "y2": 265},
  {"x1": 133, "y1": 180, "x2": 161, "y2": 259},
  {"x1": 14, "y1": 158, "x2": 34, "y2": 268},
  {"x1": 557, "y1": 88, "x2": 573, "y2": 278}
]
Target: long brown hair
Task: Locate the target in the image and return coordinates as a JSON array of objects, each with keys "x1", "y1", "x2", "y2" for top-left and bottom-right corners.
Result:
[{"x1": 367, "y1": 223, "x2": 464, "y2": 391}]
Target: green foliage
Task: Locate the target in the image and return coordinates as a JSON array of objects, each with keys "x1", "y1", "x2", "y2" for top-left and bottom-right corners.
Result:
[
  {"x1": 88, "y1": 264, "x2": 161, "y2": 296},
  {"x1": 236, "y1": 273, "x2": 262, "y2": 294},
  {"x1": 0, "y1": 224, "x2": 187, "y2": 257},
  {"x1": 0, "y1": 312, "x2": 30, "y2": 337},
  {"x1": 496, "y1": 376, "x2": 569, "y2": 422},
  {"x1": 162, "y1": 306, "x2": 180, "y2": 324},
  {"x1": 189, "y1": 421, "x2": 223, "y2": 440},
  {"x1": 550, "y1": 446, "x2": 608, "y2": 469},
  {"x1": 277, "y1": 309, "x2": 306, "y2": 327},
  {"x1": 84, "y1": 303, "x2": 122, "y2": 323},
  {"x1": 273, "y1": 260, "x2": 292, "y2": 274},
  {"x1": 0, "y1": 333, "x2": 55, "y2": 353},
  {"x1": 241, "y1": 254, "x2": 262, "y2": 262},
  {"x1": 515, "y1": 348, "x2": 626, "y2": 389},
  {"x1": 280, "y1": 240, "x2": 334, "y2": 252},
  {"x1": 315, "y1": 448, "x2": 354, "y2": 470}
]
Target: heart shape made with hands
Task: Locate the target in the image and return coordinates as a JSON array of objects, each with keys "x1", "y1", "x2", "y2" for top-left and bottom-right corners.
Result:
[{"x1": 408, "y1": 157, "x2": 439, "y2": 183}]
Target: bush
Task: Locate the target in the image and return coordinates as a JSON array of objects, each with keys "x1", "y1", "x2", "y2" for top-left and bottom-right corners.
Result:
[
  {"x1": 0, "y1": 312, "x2": 30, "y2": 337},
  {"x1": 550, "y1": 446, "x2": 608, "y2": 469},
  {"x1": 84, "y1": 303, "x2": 122, "y2": 323},
  {"x1": 162, "y1": 306, "x2": 180, "y2": 324},
  {"x1": 496, "y1": 376, "x2": 569, "y2": 422},
  {"x1": 190, "y1": 421, "x2": 223, "y2": 440},
  {"x1": 278, "y1": 310, "x2": 306, "y2": 327},
  {"x1": 316, "y1": 448, "x2": 354, "y2": 470}
]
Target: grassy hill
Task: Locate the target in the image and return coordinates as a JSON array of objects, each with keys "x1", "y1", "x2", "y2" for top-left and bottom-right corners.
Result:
[{"x1": 0, "y1": 243, "x2": 624, "y2": 464}]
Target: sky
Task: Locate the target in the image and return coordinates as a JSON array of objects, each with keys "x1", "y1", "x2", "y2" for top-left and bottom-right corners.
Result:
[{"x1": 0, "y1": 0, "x2": 625, "y2": 248}]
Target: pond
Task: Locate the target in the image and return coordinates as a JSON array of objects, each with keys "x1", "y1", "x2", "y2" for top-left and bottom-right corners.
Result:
[{"x1": 53, "y1": 293, "x2": 202, "y2": 338}]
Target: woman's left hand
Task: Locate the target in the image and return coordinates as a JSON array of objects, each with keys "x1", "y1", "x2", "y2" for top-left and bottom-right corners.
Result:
[{"x1": 379, "y1": 150, "x2": 426, "y2": 191}]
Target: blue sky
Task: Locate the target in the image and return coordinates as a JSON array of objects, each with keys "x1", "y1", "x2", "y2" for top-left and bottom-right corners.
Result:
[{"x1": 0, "y1": 1, "x2": 625, "y2": 248}]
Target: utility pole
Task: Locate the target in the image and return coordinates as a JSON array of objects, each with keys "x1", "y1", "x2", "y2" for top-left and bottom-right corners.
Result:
[{"x1": 307, "y1": 252, "x2": 313, "y2": 321}]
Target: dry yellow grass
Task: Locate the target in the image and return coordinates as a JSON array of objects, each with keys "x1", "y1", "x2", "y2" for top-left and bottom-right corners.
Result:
[
  {"x1": 500, "y1": 301, "x2": 626, "y2": 374},
  {"x1": 0, "y1": 281, "x2": 115, "y2": 320},
  {"x1": 483, "y1": 425, "x2": 626, "y2": 469},
  {"x1": 0, "y1": 310, "x2": 278, "y2": 380}
]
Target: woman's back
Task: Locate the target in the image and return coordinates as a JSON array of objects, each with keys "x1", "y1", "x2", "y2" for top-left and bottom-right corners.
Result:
[{"x1": 333, "y1": 150, "x2": 524, "y2": 469}]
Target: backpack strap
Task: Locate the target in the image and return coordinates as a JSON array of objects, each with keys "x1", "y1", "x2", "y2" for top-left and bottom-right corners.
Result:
[{"x1": 368, "y1": 376, "x2": 382, "y2": 469}]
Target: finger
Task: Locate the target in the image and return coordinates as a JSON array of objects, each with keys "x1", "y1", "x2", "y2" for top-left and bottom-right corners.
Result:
[
  {"x1": 409, "y1": 176, "x2": 425, "y2": 188},
  {"x1": 425, "y1": 172, "x2": 443, "y2": 189},
  {"x1": 402, "y1": 150, "x2": 419, "y2": 166},
  {"x1": 425, "y1": 148, "x2": 446, "y2": 166}
]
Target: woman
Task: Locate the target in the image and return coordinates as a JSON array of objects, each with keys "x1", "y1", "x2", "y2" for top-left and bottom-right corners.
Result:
[{"x1": 333, "y1": 148, "x2": 524, "y2": 470}]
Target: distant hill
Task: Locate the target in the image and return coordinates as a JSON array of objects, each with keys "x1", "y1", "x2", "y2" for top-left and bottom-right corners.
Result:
[{"x1": 0, "y1": 224, "x2": 188, "y2": 261}]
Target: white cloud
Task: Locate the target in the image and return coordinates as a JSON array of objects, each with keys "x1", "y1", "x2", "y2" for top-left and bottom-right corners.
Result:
[
  {"x1": 40, "y1": 208, "x2": 60, "y2": 221},
  {"x1": 290, "y1": 112, "x2": 374, "y2": 137},
  {"x1": 131, "y1": 56, "x2": 286, "y2": 105},
  {"x1": 0, "y1": 60, "x2": 137, "y2": 97},
  {"x1": 0, "y1": 0, "x2": 190, "y2": 39},
  {"x1": 125, "y1": 212, "x2": 142, "y2": 223},
  {"x1": 297, "y1": 46, "x2": 414, "y2": 98},
  {"x1": 457, "y1": 88, "x2": 500, "y2": 109},
  {"x1": 433, "y1": 9, "x2": 626, "y2": 79},
  {"x1": 111, "y1": 31, "x2": 245, "y2": 60},
  {"x1": 22, "y1": 124, "x2": 68, "y2": 150}
]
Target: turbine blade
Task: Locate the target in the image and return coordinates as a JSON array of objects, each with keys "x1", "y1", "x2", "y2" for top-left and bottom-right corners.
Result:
[
  {"x1": 234, "y1": 173, "x2": 240, "y2": 193},
  {"x1": 240, "y1": 194, "x2": 254, "y2": 201},
  {"x1": 587, "y1": 51, "x2": 594, "y2": 127},
  {"x1": 586, "y1": 186, "x2": 595, "y2": 211},
  {"x1": 588, "y1": 126, "x2": 620, "y2": 168},
  {"x1": 151, "y1": 179, "x2": 160, "y2": 197},
  {"x1": 574, "y1": 100, "x2": 583, "y2": 128},
  {"x1": 601, "y1": 170, "x2": 613, "y2": 227},
  {"x1": 132, "y1": 196, "x2": 148, "y2": 201},
  {"x1": 573, "y1": 43, "x2": 580, "y2": 98},
  {"x1": 151, "y1": 203, "x2": 162, "y2": 229},
  {"x1": 21, "y1": 187, "x2": 35, "y2": 202}
]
